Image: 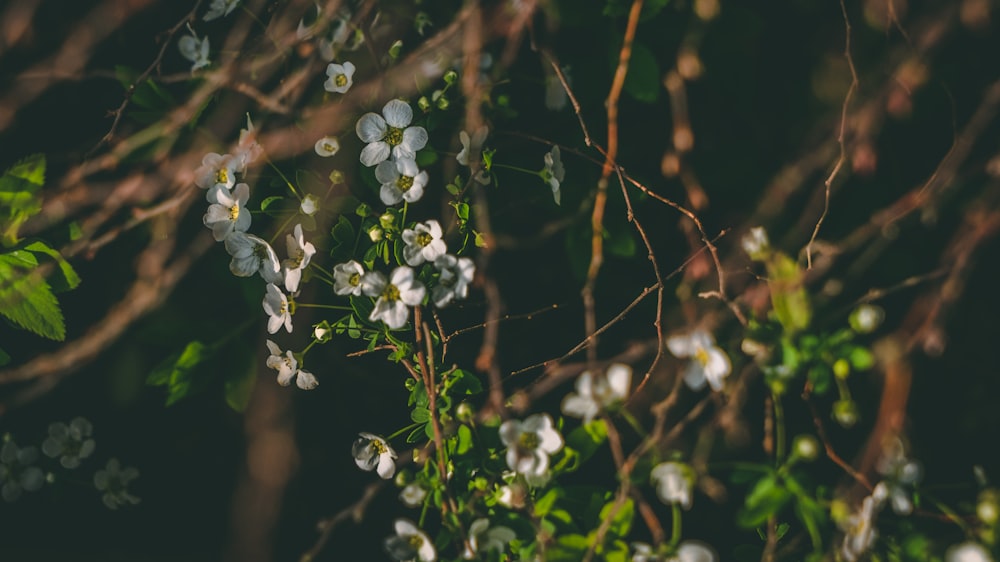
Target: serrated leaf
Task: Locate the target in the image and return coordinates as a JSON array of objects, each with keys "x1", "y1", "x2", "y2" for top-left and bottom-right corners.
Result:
[
  {"x1": 24, "y1": 240, "x2": 81, "y2": 291},
  {"x1": 146, "y1": 341, "x2": 214, "y2": 406},
  {"x1": 0, "y1": 252, "x2": 65, "y2": 340},
  {"x1": 4, "y1": 154, "x2": 45, "y2": 186}
]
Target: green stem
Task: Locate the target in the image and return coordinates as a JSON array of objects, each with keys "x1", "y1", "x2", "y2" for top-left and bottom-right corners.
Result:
[
  {"x1": 773, "y1": 393, "x2": 786, "y2": 466},
  {"x1": 620, "y1": 409, "x2": 647, "y2": 439},
  {"x1": 492, "y1": 162, "x2": 541, "y2": 176},
  {"x1": 387, "y1": 422, "x2": 422, "y2": 441},
  {"x1": 668, "y1": 502, "x2": 683, "y2": 549},
  {"x1": 295, "y1": 303, "x2": 353, "y2": 311}
]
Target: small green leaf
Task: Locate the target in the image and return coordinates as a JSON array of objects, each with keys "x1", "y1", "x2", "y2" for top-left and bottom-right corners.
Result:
[
  {"x1": 416, "y1": 148, "x2": 438, "y2": 167},
  {"x1": 260, "y1": 196, "x2": 284, "y2": 212},
  {"x1": 738, "y1": 473, "x2": 793, "y2": 528},
  {"x1": 0, "y1": 346, "x2": 10, "y2": 366},
  {"x1": 147, "y1": 341, "x2": 214, "y2": 406},
  {"x1": 24, "y1": 240, "x2": 81, "y2": 291},
  {"x1": 0, "y1": 252, "x2": 65, "y2": 340},
  {"x1": 224, "y1": 352, "x2": 257, "y2": 413},
  {"x1": 566, "y1": 419, "x2": 608, "y2": 464},
  {"x1": 534, "y1": 488, "x2": 561, "y2": 517},
  {"x1": 598, "y1": 497, "x2": 634, "y2": 538},
  {"x1": 619, "y1": 41, "x2": 660, "y2": 103},
  {"x1": 455, "y1": 424, "x2": 474, "y2": 455}
]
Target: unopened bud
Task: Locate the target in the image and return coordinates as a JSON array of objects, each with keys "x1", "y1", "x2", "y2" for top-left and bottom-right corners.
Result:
[
  {"x1": 793, "y1": 434, "x2": 820, "y2": 461},
  {"x1": 741, "y1": 226, "x2": 771, "y2": 260},
  {"x1": 417, "y1": 96, "x2": 432, "y2": 113},
  {"x1": 379, "y1": 212, "x2": 395, "y2": 230},
  {"x1": 833, "y1": 358, "x2": 850, "y2": 380},
  {"x1": 850, "y1": 304, "x2": 885, "y2": 334},
  {"x1": 368, "y1": 226, "x2": 384, "y2": 242},
  {"x1": 443, "y1": 70, "x2": 458, "y2": 85},
  {"x1": 388, "y1": 40, "x2": 403, "y2": 59},
  {"x1": 833, "y1": 400, "x2": 859, "y2": 428}
]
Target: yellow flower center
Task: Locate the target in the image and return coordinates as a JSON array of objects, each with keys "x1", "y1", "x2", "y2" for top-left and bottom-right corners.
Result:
[
  {"x1": 694, "y1": 347, "x2": 709, "y2": 368},
  {"x1": 349, "y1": 272, "x2": 361, "y2": 286},
  {"x1": 289, "y1": 249, "x2": 305, "y2": 269},
  {"x1": 228, "y1": 203, "x2": 240, "y2": 221},
  {"x1": 518, "y1": 432, "x2": 539, "y2": 450},
  {"x1": 396, "y1": 175, "x2": 414, "y2": 192},
  {"x1": 385, "y1": 126, "x2": 404, "y2": 147},
  {"x1": 216, "y1": 168, "x2": 230, "y2": 184},
  {"x1": 322, "y1": 142, "x2": 336, "y2": 153},
  {"x1": 416, "y1": 232, "x2": 432, "y2": 247},
  {"x1": 371, "y1": 439, "x2": 388, "y2": 454},
  {"x1": 382, "y1": 283, "x2": 401, "y2": 302},
  {"x1": 335, "y1": 74, "x2": 348, "y2": 87},
  {"x1": 408, "y1": 534, "x2": 424, "y2": 549}
]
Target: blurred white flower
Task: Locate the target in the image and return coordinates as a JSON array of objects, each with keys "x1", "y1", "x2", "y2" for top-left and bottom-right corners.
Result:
[
  {"x1": 399, "y1": 483, "x2": 426, "y2": 507},
  {"x1": 650, "y1": 461, "x2": 694, "y2": 509},
  {"x1": 324, "y1": 61, "x2": 356, "y2": 94},
  {"x1": 741, "y1": 226, "x2": 770, "y2": 260},
  {"x1": 431, "y1": 254, "x2": 475, "y2": 308},
  {"x1": 353, "y1": 433, "x2": 397, "y2": 479},
  {"x1": 283, "y1": 224, "x2": 316, "y2": 293},
  {"x1": 464, "y1": 518, "x2": 516, "y2": 558},
  {"x1": 41, "y1": 417, "x2": 96, "y2": 469},
  {"x1": 93, "y1": 458, "x2": 140, "y2": 510},
  {"x1": 178, "y1": 25, "x2": 210, "y2": 72},
  {"x1": 666, "y1": 330, "x2": 731, "y2": 392},
  {"x1": 840, "y1": 482, "x2": 887, "y2": 562},
  {"x1": 946, "y1": 542, "x2": 994, "y2": 562},
  {"x1": 875, "y1": 437, "x2": 922, "y2": 515},
  {"x1": 203, "y1": 0, "x2": 240, "y2": 21},
  {"x1": 232, "y1": 114, "x2": 262, "y2": 172},
  {"x1": 562, "y1": 363, "x2": 631, "y2": 424},
  {"x1": 356, "y1": 99, "x2": 428, "y2": 166},
  {"x1": 333, "y1": 260, "x2": 367, "y2": 296},
  {"x1": 402, "y1": 220, "x2": 446, "y2": 266},
  {"x1": 203, "y1": 183, "x2": 251, "y2": 241},
  {"x1": 0, "y1": 440, "x2": 44, "y2": 502},
  {"x1": 498, "y1": 414, "x2": 563, "y2": 480},
  {"x1": 542, "y1": 146, "x2": 565, "y2": 205},
  {"x1": 225, "y1": 232, "x2": 282, "y2": 284},
  {"x1": 385, "y1": 519, "x2": 436, "y2": 561},
  {"x1": 262, "y1": 283, "x2": 293, "y2": 334}
]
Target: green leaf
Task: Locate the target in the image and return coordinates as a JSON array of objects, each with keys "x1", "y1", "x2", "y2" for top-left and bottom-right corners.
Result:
[
  {"x1": 534, "y1": 488, "x2": 561, "y2": 517},
  {"x1": 566, "y1": 419, "x2": 608, "y2": 464},
  {"x1": 416, "y1": 148, "x2": 438, "y2": 167},
  {"x1": 23, "y1": 240, "x2": 81, "y2": 292},
  {"x1": 260, "y1": 196, "x2": 284, "y2": 212},
  {"x1": 621, "y1": 42, "x2": 660, "y2": 103},
  {"x1": 224, "y1": 351, "x2": 257, "y2": 413},
  {"x1": 0, "y1": 252, "x2": 65, "y2": 340},
  {"x1": 147, "y1": 341, "x2": 214, "y2": 406},
  {"x1": 547, "y1": 534, "x2": 589, "y2": 562},
  {"x1": 0, "y1": 154, "x2": 46, "y2": 246},
  {"x1": 455, "y1": 424, "x2": 474, "y2": 455},
  {"x1": 0, "y1": 346, "x2": 9, "y2": 366},
  {"x1": 605, "y1": 225, "x2": 637, "y2": 258},
  {"x1": 738, "y1": 473, "x2": 792, "y2": 528},
  {"x1": 598, "y1": 497, "x2": 634, "y2": 538},
  {"x1": 4, "y1": 153, "x2": 45, "y2": 186}
]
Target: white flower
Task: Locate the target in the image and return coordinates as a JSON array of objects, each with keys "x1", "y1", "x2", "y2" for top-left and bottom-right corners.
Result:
[
  {"x1": 741, "y1": 226, "x2": 770, "y2": 260},
  {"x1": 666, "y1": 330, "x2": 732, "y2": 392},
  {"x1": 283, "y1": 224, "x2": 316, "y2": 293},
  {"x1": 496, "y1": 480, "x2": 527, "y2": 509},
  {"x1": 41, "y1": 417, "x2": 96, "y2": 469},
  {"x1": 375, "y1": 157, "x2": 428, "y2": 205},
  {"x1": 385, "y1": 519, "x2": 436, "y2": 561},
  {"x1": 313, "y1": 135, "x2": 340, "y2": 157},
  {"x1": 262, "y1": 283, "x2": 293, "y2": 334},
  {"x1": 850, "y1": 304, "x2": 884, "y2": 334},
  {"x1": 431, "y1": 254, "x2": 475, "y2": 308},
  {"x1": 224, "y1": 232, "x2": 282, "y2": 284},
  {"x1": 669, "y1": 542, "x2": 718, "y2": 562},
  {"x1": 356, "y1": 99, "x2": 429, "y2": 166},
  {"x1": 402, "y1": 220, "x2": 446, "y2": 266},
  {"x1": 562, "y1": 363, "x2": 632, "y2": 424},
  {"x1": 464, "y1": 518, "x2": 516, "y2": 558},
  {"x1": 457, "y1": 127, "x2": 488, "y2": 166},
  {"x1": 333, "y1": 260, "x2": 367, "y2": 296},
  {"x1": 232, "y1": 114, "x2": 262, "y2": 173},
  {"x1": 353, "y1": 433, "x2": 397, "y2": 479},
  {"x1": 203, "y1": 0, "x2": 240, "y2": 21},
  {"x1": 264, "y1": 340, "x2": 317, "y2": 389},
  {"x1": 324, "y1": 61, "x2": 356, "y2": 93},
  {"x1": 300, "y1": 194, "x2": 319, "y2": 216},
  {"x1": 498, "y1": 413, "x2": 563, "y2": 480},
  {"x1": 631, "y1": 542, "x2": 661, "y2": 562},
  {"x1": 0, "y1": 440, "x2": 44, "y2": 502},
  {"x1": 946, "y1": 542, "x2": 994, "y2": 562},
  {"x1": 650, "y1": 461, "x2": 694, "y2": 509},
  {"x1": 840, "y1": 483, "x2": 888, "y2": 562},
  {"x1": 296, "y1": 1, "x2": 321, "y2": 39},
  {"x1": 362, "y1": 267, "x2": 426, "y2": 329},
  {"x1": 178, "y1": 25, "x2": 210, "y2": 72},
  {"x1": 203, "y1": 183, "x2": 251, "y2": 241},
  {"x1": 542, "y1": 146, "x2": 565, "y2": 205},
  {"x1": 194, "y1": 152, "x2": 237, "y2": 192},
  {"x1": 93, "y1": 458, "x2": 140, "y2": 510},
  {"x1": 399, "y1": 483, "x2": 426, "y2": 507},
  {"x1": 875, "y1": 438, "x2": 922, "y2": 515}
]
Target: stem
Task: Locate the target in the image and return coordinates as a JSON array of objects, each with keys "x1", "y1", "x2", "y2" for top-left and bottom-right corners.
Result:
[
  {"x1": 386, "y1": 422, "x2": 422, "y2": 441},
  {"x1": 295, "y1": 303, "x2": 353, "y2": 311},
  {"x1": 492, "y1": 162, "x2": 541, "y2": 176},
  {"x1": 773, "y1": 393, "x2": 786, "y2": 466},
  {"x1": 669, "y1": 502, "x2": 682, "y2": 549}
]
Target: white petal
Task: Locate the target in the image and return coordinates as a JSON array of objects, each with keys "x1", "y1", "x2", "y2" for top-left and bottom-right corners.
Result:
[
  {"x1": 375, "y1": 160, "x2": 399, "y2": 183},
  {"x1": 360, "y1": 142, "x2": 390, "y2": 166},
  {"x1": 606, "y1": 364, "x2": 632, "y2": 400},
  {"x1": 376, "y1": 453, "x2": 396, "y2": 479},
  {"x1": 382, "y1": 99, "x2": 413, "y2": 128},
  {"x1": 667, "y1": 333, "x2": 696, "y2": 358},
  {"x1": 356, "y1": 113, "x2": 386, "y2": 143},
  {"x1": 401, "y1": 126, "x2": 428, "y2": 152},
  {"x1": 683, "y1": 362, "x2": 708, "y2": 391},
  {"x1": 538, "y1": 426, "x2": 564, "y2": 454},
  {"x1": 562, "y1": 394, "x2": 598, "y2": 423},
  {"x1": 380, "y1": 184, "x2": 404, "y2": 205},
  {"x1": 296, "y1": 370, "x2": 318, "y2": 390}
]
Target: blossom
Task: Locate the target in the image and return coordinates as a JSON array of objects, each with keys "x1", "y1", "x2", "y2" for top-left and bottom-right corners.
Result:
[
  {"x1": 562, "y1": 363, "x2": 632, "y2": 424},
  {"x1": 353, "y1": 433, "x2": 397, "y2": 479},
  {"x1": 324, "y1": 61, "x2": 356, "y2": 93},
  {"x1": 300, "y1": 194, "x2": 319, "y2": 216},
  {"x1": 283, "y1": 224, "x2": 316, "y2": 293},
  {"x1": 203, "y1": 183, "x2": 251, "y2": 241},
  {"x1": 224, "y1": 232, "x2": 283, "y2": 284},
  {"x1": 631, "y1": 541, "x2": 718, "y2": 562},
  {"x1": 194, "y1": 152, "x2": 237, "y2": 192},
  {"x1": 650, "y1": 461, "x2": 694, "y2": 509},
  {"x1": 41, "y1": 417, "x2": 96, "y2": 469},
  {"x1": 399, "y1": 483, "x2": 426, "y2": 507},
  {"x1": 542, "y1": 146, "x2": 565, "y2": 205},
  {"x1": 385, "y1": 519, "x2": 436, "y2": 561},
  {"x1": 850, "y1": 303, "x2": 884, "y2": 334},
  {"x1": 875, "y1": 437, "x2": 922, "y2": 515},
  {"x1": 295, "y1": 1, "x2": 321, "y2": 39},
  {"x1": 178, "y1": 25, "x2": 210, "y2": 72},
  {"x1": 355, "y1": 99, "x2": 428, "y2": 166},
  {"x1": 333, "y1": 260, "x2": 367, "y2": 296},
  {"x1": 402, "y1": 220, "x2": 447, "y2": 266},
  {"x1": 431, "y1": 254, "x2": 475, "y2": 308},
  {"x1": 840, "y1": 482, "x2": 888, "y2": 562},
  {"x1": 457, "y1": 127, "x2": 488, "y2": 166},
  {"x1": 203, "y1": 0, "x2": 240, "y2": 21},
  {"x1": 464, "y1": 518, "x2": 516, "y2": 558},
  {"x1": 946, "y1": 542, "x2": 994, "y2": 562},
  {"x1": 94, "y1": 458, "x2": 140, "y2": 510},
  {"x1": 313, "y1": 135, "x2": 340, "y2": 157},
  {"x1": 362, "y1": 267, "x2": 426, "y2": 329},
  {"x1": 666, "y1": 329, "x2": 732, "y2": 392},
  {"x1": 262, "y1": 283, "x2": 293, "y2": 334},
  {"x1": 740, "y1": 226, "x2": 770, "y2": 260},
  {"x1": 0, "y1": 440, "x2": 44, "y2": 502},
  {"x1": 265, "y1": 340, "x2": 317, "y2": 389},
  {"x1": 498, "y1": 413, "x2": 564, "y2": 480},
  {"x1": 375, "y1": 157, "x2": 428, "y2": 205}
]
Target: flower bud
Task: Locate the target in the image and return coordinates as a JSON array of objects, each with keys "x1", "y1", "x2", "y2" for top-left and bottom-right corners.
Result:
[
  {"x1": 456, "y1": 402, "x2": 474, "y2": 422},
  {"x1": 313, "y1": 321, "x2": 332, "y2": 342},
  {"x1": 300, "y1": 194, "x2": 319, "y2": 216},
  {"x1": 379, "y1": 212, "x2": 395, "y2": 230},
  {"x1": 329, "y1": 170, "x2": 345, "y2": 184},
  {"x1": 741, "y1": 226, "x2": 770, "y2": 260},
  {"x1": 388, "y1": 40, "x2": 403, "y2": 59},
  {"x1": 850, "y1": 304, "x2": 884, "y2": 334},
  {"x1": 443, "y1": 70, "x2": 458, "y2": 85},
  {"x1": 792, "y1": 434, "x2": 820, "y2": 462},
  {"x1": 833, "y1": 358, "x2": 850, "y2": 380},
  {"x1": 978, "y1": 489, "x2": 1000, "y2": 525},
  {"x1": 417, "y1": 96, "x2": 431, "y2": 113},
  {"x1": 368, "y1": 226, "x2": 384, "y2": 242},
  {"x1": 435, "y1": 95, "x2": 450, "y2": 110},
  {"x1": 355, "y1": 203, "x2": 372, "y2": 217},
  {"x1": 833, "y1": 399, "x2": 859, "y2": 428}
]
